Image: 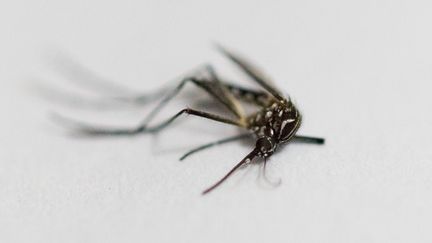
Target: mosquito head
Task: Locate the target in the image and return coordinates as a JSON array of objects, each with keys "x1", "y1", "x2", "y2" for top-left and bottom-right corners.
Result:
[{"x1": 255, "y1": 136, "x2": 277, "y2": 158}]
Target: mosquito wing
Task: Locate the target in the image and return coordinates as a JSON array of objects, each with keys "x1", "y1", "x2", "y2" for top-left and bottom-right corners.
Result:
[{"x1": 215, "y1": 44, "x2": 286, "y2": 102}]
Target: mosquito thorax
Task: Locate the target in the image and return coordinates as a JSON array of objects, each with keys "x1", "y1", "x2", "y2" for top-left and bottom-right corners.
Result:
[{"x1": 248, "y1": 100, "x2": 302, "y2": 150}]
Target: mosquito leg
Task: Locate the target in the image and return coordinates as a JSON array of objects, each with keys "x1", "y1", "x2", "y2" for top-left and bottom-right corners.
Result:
[
  {"x1": 137, "y1": 76, "x2": 203, "y2": 127},
  {"x1": 54, "y1": 108, "x2": 244, "y2": 136},
  {"x1": 292, "y1": 135, "x2": 325, "y2": 144},
  {"x1": 145, "y1": 108, "x2": 244, "y2": 133},
  {"x1": 109, "y1": 86, "x2": 171, "y2": 105},
  {"x1": 179, "y1": 133, "x2": 252, "y2": 161},
  {"x1": 55, "y1": 56, "x2": 210, "y2": 105},
  {"x1": 114, "y1": 63, "x2": 215, "y2": 105},
  {"x1": 110, "y1": 65, "x2": 210, "y2": 105},
  {"x1": 51, "y1": 113, "x2": 145, "y2": 136},
  {"x1": 126, "y1": 68, "x2": 243, "y2": 131},
  {"x1": 53, "y1": 75, "x2": 213, "y2": 134}
]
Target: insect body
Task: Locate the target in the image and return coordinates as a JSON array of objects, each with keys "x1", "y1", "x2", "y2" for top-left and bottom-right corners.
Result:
[
  {"x1": 248, "y1": 100, "x2": 301, "y2": 157},
  {"x1": 57, "y1": 45, "x2": 324, "y2": 194}
]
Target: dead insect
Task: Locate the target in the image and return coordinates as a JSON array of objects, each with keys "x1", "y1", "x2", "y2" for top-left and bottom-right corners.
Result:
[{"x1": 55, "y1": 45, "x2": 325, "y2": 194}]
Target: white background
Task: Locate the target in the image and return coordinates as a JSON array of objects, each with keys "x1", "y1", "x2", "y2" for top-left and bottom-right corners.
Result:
[{"x1": 1, "y1": 0, "x2": 432, "y2": 242}]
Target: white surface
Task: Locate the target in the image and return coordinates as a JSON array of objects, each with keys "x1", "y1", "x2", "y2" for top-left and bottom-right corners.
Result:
[{"x1": 1, "y1": 0, "x2": 432, "y2": 242}]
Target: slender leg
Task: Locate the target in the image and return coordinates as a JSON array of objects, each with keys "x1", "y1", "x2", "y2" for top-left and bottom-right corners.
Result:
[
  {"x1": 292, "y1": 135, "x2": 325, "y2": 144},
  {"x1": 54, "y1": 73, "x2": 240, "y2": 135},
  {"x1": 110, "y1": 63, "x2": 215, "y2": 105},
  {"x1": 54, "y1": 108, "x2": 243, "y2": 136},
  {"x1": 137, "y1": 76, "x2": 203, "y2": 126},
  {"x1": 179, "y1": 133, "x2": 252, "y2": 161},
  {"x1": 145, "y1": 108, "x2": 244, "y2": 133},
  {"x1": 110, "y1": 86, "x2": 172, "y2": 105},
  {"x1": 51, "y1": 113, "x2": 143, "y2": 136},
  {"x1": 57, "y1": 57, "x2": 210, "y2": 105},
  {"x1": 135, "y1": 64, "x2": 237, "y2": 125}
]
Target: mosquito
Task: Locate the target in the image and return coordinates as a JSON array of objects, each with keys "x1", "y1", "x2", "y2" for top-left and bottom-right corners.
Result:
[{"x1": 55, "y1": 45, "x2": 325, "y2": 194}]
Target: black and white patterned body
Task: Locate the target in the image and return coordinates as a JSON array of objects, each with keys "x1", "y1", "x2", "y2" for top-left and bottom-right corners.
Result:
[{"x1": 247, "y1": 99, "x2": 302, "y2": 158}]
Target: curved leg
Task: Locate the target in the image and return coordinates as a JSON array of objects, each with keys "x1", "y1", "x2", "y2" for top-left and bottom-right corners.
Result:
[{"x1": 179, "y1": 133, "x2": 252, "y2": 161}]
